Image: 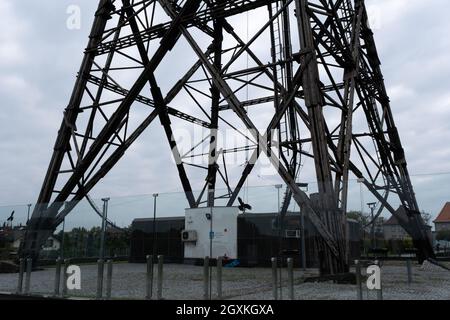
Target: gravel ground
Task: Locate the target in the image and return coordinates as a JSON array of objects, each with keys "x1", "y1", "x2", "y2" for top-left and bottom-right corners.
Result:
[{"x1": 0, "y1": 261, "x2": 449, "y2": 300}]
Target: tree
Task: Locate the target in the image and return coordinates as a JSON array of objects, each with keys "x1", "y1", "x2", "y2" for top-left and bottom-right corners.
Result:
[
  {"x1": 347, "y1": 211, "x2": 369, "y2": 226},
  {"x1": 421, "y1": 211, "x2": 432, "y2": 225}
]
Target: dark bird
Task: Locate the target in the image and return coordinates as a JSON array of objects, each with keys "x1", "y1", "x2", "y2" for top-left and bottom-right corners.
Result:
[
  {"x1": 238, "y1": 197, "x2": 252, "y2": 213},
  {"x1": 6, "y1": 211, "x2": 14, "y2": 222}
]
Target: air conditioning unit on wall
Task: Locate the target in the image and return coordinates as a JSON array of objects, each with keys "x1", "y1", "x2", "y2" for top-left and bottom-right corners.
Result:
[
  {"x1": 181, "y1": 230, "x2": 198, "y2": 242},
  {"x1": 285, "y1": 229, "x2": 301, "y2": 239}
]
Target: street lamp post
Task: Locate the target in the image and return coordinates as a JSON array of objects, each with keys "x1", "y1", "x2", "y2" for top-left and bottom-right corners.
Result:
[{"x1": 367, "y1": 202, "x2": 377, "y2": 249}]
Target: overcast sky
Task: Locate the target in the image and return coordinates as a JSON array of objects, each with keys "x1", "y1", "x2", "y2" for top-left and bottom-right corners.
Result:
[{"x1": 0, "y1": 0, "x2": 449, "y2": 227}]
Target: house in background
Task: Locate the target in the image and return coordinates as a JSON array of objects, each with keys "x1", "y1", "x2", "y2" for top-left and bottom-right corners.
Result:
[
  {"x1": 11, "y1": 227, "x2": 26, "y2": 250},
  {"x1": 383, "y1": 213, "x2": 432, "y2": 255},
  {"x1": 42, "y1": 236, "x2": 61, "y2": 252},
  {"x1": 11, "y1": 229, "x2": 61, "y2": 254},
  {"x1": 434, "y1": 203, "x2": 450, "y2": 253},
  {"x1": 383, "y1": 216, "x2": 410, "y2": 241},
  {"x1": 434, "y1": 202, "x2": 450, "y2": 232},
  {"x1": 383, "y1": 212, "x2": 432, "y2": 242}
]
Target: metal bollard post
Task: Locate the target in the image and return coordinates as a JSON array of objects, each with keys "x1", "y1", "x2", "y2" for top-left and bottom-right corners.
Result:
[
  {"x1": 375, "y1": 260, "x2": 383, "y2": 300},
  {"x1": 217, "y1": 256, "x2": 223, "y2": 300},
  {"x1": 16, "y1": 258, "x2": 24, "y2": 294},
  {"x1": 96, "y1": 259, "x2": 104, "y2": 299},
  {"x1": 24, "y1": 258, "x2": 32, "y2": 295},
  {"x1": 62, "y1": 259, "x2": 69, "y2": 297},
  {"x1": 157, "y1": 255, "x2": 164, "y2": 300},
  {"x1": 146, "y1": 255, "x2": 153, "y2": 300},
  {"x1": 271, "y1": 257, "x2": 278, "y2": 300},
  {"x1": 54, "y1": 258, "x2": 62, "y2": 297},
  {"x1": 355, "y1": 260, "x2": 363, "y2": 300},
  {"x1": 287, "y1": 258, "x2": 294, "y2": 300},
  {"x1": 106, "y1": 260, "x2": 113, "y2": 299},
  {"x1": 406, "y1": 259, "x2": 412, "y2": 285},
  {"x1": 203, "y1": 256, "x2": 210, "y2": 300}
]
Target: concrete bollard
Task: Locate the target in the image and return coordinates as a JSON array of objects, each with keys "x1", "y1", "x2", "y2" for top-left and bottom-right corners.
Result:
[
  {"x1": 16, "y1": 258, "x2": 24, "y2": 294},
  {"x1": 146, "y1": 255, "x2": 153, "y2": 300},
  {"x1": 62, "y1": 259, "x2": 70, "y2": 297},
  {"x1": 24, "y1": 258, "x2": 32, "y2": 295},
  {"x1": 203, "y1": 256, "x2": 210, "y2": 300},
  {"x1": 106, "y1": 260, "x2": 113, "y2": 299},
  {"x1": 54, "y1": 258, "x2": 62, "y2": 297},
  {"x1": 271, "y1": 257, "x2": 278, "y2": 300},
  {"x1": 157, "y1": 255, "x2": 164, "y2": 300},
  {"x1": 287, "y1": 258, "x2": 294, "y2": 300},
  {"x1": 406, "y1": 259, "x2": 412, "y2": 285},
  {"x1": 96, "y1": 259, "x2": 104, "y2": 299},
  {"x1": 355, "y1": 260, "x2": 363, "y2": 300},
  {"x1": 217, "y1": 256, "x2": 223, "y2": 300},
  {"x1": 375, "y1": 260, "x2": 383, "y2": 300}
]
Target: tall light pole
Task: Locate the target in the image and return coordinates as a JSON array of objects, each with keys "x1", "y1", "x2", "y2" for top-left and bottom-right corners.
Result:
[
  {"x1": 367, "y1": 202, "x2": 377, "y2": 249},
  {"x1": 100, "y1": 198, "x2": 110, "y2": 260}
]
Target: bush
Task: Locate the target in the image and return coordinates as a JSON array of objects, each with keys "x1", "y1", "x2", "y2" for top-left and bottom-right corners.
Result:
[
  {"x1": 437, "y1": 230, "x2": 450, "y2": 242},
  {"x1": 403, "y1": 237, "x2": 414, "y2": 249}
]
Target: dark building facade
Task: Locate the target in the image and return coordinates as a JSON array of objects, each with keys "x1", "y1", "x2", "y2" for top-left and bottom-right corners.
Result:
[{"x1": 130, "y1": 213, "x2": 361, "y2": 267}]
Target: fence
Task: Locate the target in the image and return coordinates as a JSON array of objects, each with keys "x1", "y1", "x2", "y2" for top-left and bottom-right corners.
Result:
[{"x1": 2, "y1": 256, "x2": 449, "y2": 300}]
